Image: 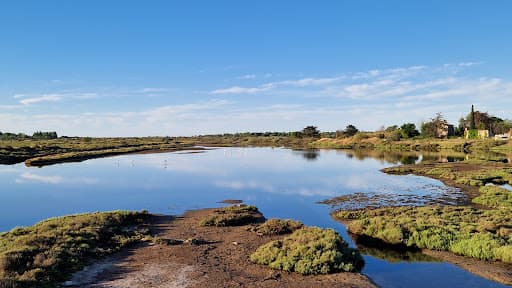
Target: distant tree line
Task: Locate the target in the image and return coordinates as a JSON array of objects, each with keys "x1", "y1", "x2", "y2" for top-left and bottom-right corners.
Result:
[{"x1": 0, "y1": 131, "x2": 58, "y2": 140}]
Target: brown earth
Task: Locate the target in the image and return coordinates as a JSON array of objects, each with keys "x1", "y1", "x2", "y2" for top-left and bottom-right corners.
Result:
[{"x1": 64, "y1": 209, "x2": 376, "y2": 288}]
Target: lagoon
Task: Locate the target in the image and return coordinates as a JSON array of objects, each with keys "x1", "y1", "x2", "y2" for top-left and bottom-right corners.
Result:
[{"x1": 0, "y1": 147, "x2": 507, "y2": 288}]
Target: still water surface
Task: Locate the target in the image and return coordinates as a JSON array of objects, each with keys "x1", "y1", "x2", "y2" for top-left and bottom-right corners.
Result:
[{"x1": 0, "y1": 148, "x2": 508, "y2": 288}]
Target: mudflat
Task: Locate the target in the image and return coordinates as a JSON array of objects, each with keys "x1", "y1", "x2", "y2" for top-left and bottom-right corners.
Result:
[{"x1": 66, "y1": 209, "x2": 376, "y2": 288}]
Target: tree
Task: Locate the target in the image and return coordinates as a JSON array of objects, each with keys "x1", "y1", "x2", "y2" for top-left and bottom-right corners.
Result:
[
  {"x1": 421, "y1": 113, "x2": 448, "y2": 138},
  {"x1": 343, "y1": 124, "x2": 359, "y2": 137},
  {"x1": 301, "y1": 126, "x2": 320, "y2": 138},
  {"x1": 385, "y1": 125, "x2": 399, "y2": 132},
  {"x1": 400, "y1": 123, "x2": 420, "y2": 138},
  {"x1": 470, "y1": 104, "x2": 476, "y2": 130}
]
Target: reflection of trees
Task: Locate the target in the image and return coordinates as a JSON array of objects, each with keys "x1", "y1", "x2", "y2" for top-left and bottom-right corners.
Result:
[
  {"x1": 302, "y1": 150, "x2": 320, "y2": 161},
  {"x1": 292, "y1": 149, "x2": 320, "y2": 161},
  {"x1": 340, "y1": 150, "x2": 466, "y2": 164}
]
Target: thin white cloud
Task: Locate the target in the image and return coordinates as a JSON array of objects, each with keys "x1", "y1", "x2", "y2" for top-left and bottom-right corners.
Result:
[
  {"x1": 19, "y1": 95, "x2": 62, "y2": 105},
  {"x1": 237, "y1": 74, "x2": 256, "y2": 80},
  {"x1": 210, "y1": 76, "x2": 343, "y2": 95},
  {"x1": 14, "y1": 92, "x2": 97, "y2": 105},
  {"x1": 3, "y1": 62, "x2": 512, "y2": 136},
  {"x1": 211, "y1": 85, "x2": 272, "y2": 94},
  {"x1": 141, "y1": 88, "x2": 172, "y2": 93}
]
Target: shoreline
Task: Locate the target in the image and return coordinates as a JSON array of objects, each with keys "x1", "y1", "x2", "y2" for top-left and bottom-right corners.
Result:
[
  {"x1": 1, "y1": 136, "x2": 511, "y2": 167},
  {"x1": 63, "y1": 208, "x2": 376, "y2": 288},
  {"x1": 329, "y1": 160, "x2": 512, "y2": 285}
]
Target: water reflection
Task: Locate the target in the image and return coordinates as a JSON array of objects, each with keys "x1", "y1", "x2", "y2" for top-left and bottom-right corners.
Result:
[
  {"x1": 0, "y1": 148, "x2": 507, "y2": 288},
  {"x1": 292, "y1": 149, "x2": 320, "y2": 161},
  {"x1": 343, "y1": 150, "x2": 466, "y2": 165},
  {"x1": 352, "y1": 234, "x2": 441, "y2": 263}
]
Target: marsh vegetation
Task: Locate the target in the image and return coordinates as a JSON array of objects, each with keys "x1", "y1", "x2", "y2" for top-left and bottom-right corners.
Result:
[
  {"x1": 0, "y1": 211, "x2": 150, "y2": 287},
  {"x1": 199, "y1": 205, "x2": 264, "y2": 227},
  {"x1": 250, "y1": 227, "x2": 364, "y2": 275}
]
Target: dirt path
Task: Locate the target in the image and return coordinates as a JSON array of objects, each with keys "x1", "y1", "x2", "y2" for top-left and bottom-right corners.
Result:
[{"x1": 64, "y1": 210, "x2": 375, "y2": 288}]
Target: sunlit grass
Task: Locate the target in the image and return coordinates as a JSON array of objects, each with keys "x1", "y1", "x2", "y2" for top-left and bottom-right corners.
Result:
[{"x1": 0, "y1": 211, "x2": 150, "y2": 287}]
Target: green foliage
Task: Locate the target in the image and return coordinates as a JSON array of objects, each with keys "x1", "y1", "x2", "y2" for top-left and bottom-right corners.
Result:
[
  {"x1": 470, "y1": 104, "x2": 476, "y2": 130},
  {"x1": 343, "y1": 125, "x2": 359, "y2": 137},
  {"x1": 249, "y1": 219, "x2": 304, "y2": 236},
  {"x1": 421, "y1": 113, "x2": 448, "y2": 138},
  {"x1": 383, "y1": 163, "x2": 512, "y2": 187},
  {"x1": 200, "y1": 205, "x2": 262, "y2": 227},
  {"x1": 250, "y1": 227, "x2": 364, "y2": 274},
  {"x1": 385, "y1": 130, "x2": 402, "y2": 141},
  {"x1": 335, "y1": 205, "x2": 512, "y2": 263},
  {"x1": 301, "y1": 126, "x2": 321, "y2": 138},
  {"x1": 31, "y1": 132, "x2": 58, "y2": 140},
  {"x1": 449, "y1": 233, "x2": 502, "y2": 261},
  {"x1": 400, "y1": 123, "x2": 420, "y2": 138},
  {"x1": 0, "y1": 211, "x2": 150, "y2": 287},
  {"x1": 466, "y1": 129, "x2": 479, "y2": 139},
  {"x1": 473, "y1": 186, "x2": 512, "y2": 208}
]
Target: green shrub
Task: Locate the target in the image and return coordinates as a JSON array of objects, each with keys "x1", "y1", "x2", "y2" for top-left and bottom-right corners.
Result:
[
  {"x1": 200, "y1": 205, "x2": 262, "y2": 227},
  {"x1": 250, "y1": 227, "x2": 364, "y2": 274},
  {"x1": 334, "y1": 206, "x2": 512, "y2": 263},
  {"x1": 250, "y1": 219, "x2": 304, "y2": 236},
  {"x1": 449, "y1": 233, "x2": 501, "y2": 261}
]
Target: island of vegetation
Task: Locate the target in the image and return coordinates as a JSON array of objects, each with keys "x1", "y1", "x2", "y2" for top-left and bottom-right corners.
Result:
[{"x1": 0, "y1": 206, "x2": 374, "y2": 288}]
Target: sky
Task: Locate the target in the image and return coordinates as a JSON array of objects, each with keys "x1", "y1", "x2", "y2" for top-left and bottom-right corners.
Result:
[{"x1": 1, "y1": 0, "x2": 512, "y2": 137}]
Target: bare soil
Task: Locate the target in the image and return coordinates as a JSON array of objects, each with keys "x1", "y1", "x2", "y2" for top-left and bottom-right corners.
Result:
[{"x1": 64, "y1": 209, "x2": 376, "y2": 288}]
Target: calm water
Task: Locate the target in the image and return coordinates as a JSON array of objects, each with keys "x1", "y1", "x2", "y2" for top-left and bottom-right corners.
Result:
[{"x1": 0, "y1": 148, "x2": 508, "y2": 288}]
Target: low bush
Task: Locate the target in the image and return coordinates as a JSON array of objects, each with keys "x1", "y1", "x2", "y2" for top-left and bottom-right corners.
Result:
[
  {"x1": 250, "y1": 219, "x2": 303, "y2": 236},
  {"x1": 250, "y1": 227, "x2": 364, "y2": 274},
  {"x1": 335, "y1": 206, "x2": 512, "y2": 263},
  {"x1": 200, "y1": 205, "x2": 262, "y2": 227}
]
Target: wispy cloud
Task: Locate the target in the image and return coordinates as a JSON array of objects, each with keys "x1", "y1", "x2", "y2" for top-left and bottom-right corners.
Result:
[
  {"x1": 211, "y1": 85, "x2": 272, "y2": 95},
  {"x1": 237, "y1": 74, "x2": 256, "y2": 80},
  {"x1": 19, "y1": 94, "x2": 62, "y2": 105},
  {"x1": 2, "y1": 62, "x2": 512, "y2": 136},
  {"x1": 210, "y1": 76, "x2": 344, "y2": 95},
  {"x1": 14, "y1": 92, "x2": 99, "y2": 106}
]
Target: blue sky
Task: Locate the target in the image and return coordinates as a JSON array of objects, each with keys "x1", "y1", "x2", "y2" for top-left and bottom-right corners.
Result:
[{"x1": 1, "y1": 1, "x2": 511, "y2": 136}]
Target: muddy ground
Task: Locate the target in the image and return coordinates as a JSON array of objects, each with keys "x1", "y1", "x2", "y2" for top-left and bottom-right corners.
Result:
[{"x1": 64, "y1": 209, "x2": 376, "y2": 288}]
